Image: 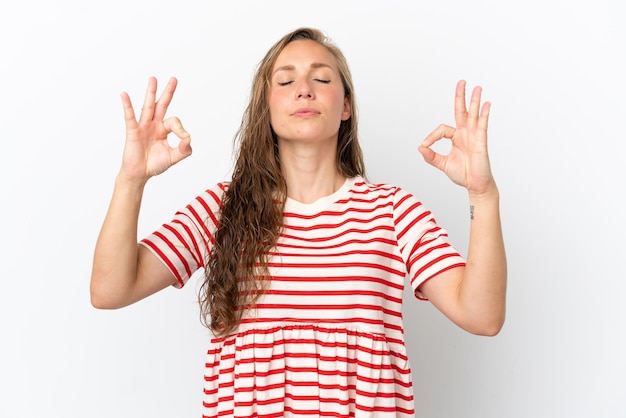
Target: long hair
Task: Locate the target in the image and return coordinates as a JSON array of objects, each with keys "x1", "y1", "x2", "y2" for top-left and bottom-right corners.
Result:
[{"x1": 199, "y1": 27, "x2": 365, "y2": 336}]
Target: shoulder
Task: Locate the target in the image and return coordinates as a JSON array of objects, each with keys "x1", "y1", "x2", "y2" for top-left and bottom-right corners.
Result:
[
  {"x1": 350, "y1": 177, "x2": 434, "y2": 225},
  {"x1": 349, "y1": 176, "x2": 418, "y2": 204},
  {"x1": 178, "y1": 181, "x2": 230, "y2": 219},
  {"x1": 350, "y1": 176, "x2": 399, "y2": 195}
]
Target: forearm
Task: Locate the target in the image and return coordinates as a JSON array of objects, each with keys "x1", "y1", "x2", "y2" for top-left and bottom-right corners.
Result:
[
  {"x1": 90, "y1": 174, "x2": 146, "y2": 309},
  {"x1": 458, "y1": 186, "x2": 507, "y2": 334}
]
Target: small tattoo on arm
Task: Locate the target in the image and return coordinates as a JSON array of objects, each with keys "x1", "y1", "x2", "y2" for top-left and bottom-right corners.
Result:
[{"x1": 470, "y1": 205, "x2": 475, "y2": 220}]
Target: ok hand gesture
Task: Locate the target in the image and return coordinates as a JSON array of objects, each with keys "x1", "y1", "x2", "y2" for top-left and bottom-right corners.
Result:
[
  {"x1": 120, "y1": 77, "x2": 192, "y2": 183},
  {"x1": 418, "y1": 80, "x2": 496, "y2": 196}
]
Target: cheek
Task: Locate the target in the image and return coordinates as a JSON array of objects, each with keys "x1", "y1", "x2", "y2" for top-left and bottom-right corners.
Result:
[
  {"x1": 267, "y1": 92, "x2": 279, "y2": 123},
  {"x1": 327, "y1": 90, "x2": 346, "y2": 115},
  {"x1": 267, "y1": 92, "x2": 287, "y2": 131},
  {"x1": 268, "y1": 91, "x2": 285, "y2": 117}
]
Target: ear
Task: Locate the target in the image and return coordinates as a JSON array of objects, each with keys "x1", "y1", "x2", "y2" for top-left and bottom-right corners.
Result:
[{"x1": 341, "y1": 97, "x2": 351, "y2": 121}]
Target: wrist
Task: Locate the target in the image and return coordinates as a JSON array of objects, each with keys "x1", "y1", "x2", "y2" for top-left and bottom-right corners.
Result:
[
  {"x1": 115, "y1": 172, "x2": 148, "y2": 193},
  {"x1": 468, "y1": 181, "x2": 499, "y2": 201},
  {"x1": 468, "y1": 184, "x2": 500, "y2": 208}
]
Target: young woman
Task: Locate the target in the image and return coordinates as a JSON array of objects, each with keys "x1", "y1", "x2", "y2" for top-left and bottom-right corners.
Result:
[{"x1": 91, "y1": 27, "x2": 506, "y2": 417}]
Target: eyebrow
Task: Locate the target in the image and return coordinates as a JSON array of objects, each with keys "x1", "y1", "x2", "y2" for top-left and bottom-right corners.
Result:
[{"x1": 273, "y1": 62, "x2": 333, "y2": 75}]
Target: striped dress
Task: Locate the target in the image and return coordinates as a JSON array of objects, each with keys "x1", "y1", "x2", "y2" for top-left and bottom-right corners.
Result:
[{"x1": 140, "y1": 176, "x2": 465, "y2": 417}]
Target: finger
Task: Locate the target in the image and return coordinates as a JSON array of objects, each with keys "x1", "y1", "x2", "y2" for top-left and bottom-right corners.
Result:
[
  {"x1": 165, "y1": 118, "x2": 193, "y2": 164},
  {"x1": 467, "y1": 85, "x2": 483, "y2": 129},
  {"x1": 139, "y1": 77, "x2": 158, "y2": 123},
  {"x1": 172, "y1": 136, "x2": 193, "y2": 164},
  {"x1": 454, "y1": 80, "x2": 468, "y2": 129},
  {"x1": 421, "y1": 124, "x2": 456, "y2": 148},
  {"x1": 162, "y1": 116, "x2": 190, "y2": 140},
  {"x1": 154, "y1": 77, "x2": 178, "y2": 121},
  {"x1": 478, "y1": 100, "x2": 491, "y2": 132},
  {"x1": 418, "y1": 144, "x2": 446, "y2": 171},
  {"x1": 120, "y1": 92, "x2": 138, "y2": 129}
]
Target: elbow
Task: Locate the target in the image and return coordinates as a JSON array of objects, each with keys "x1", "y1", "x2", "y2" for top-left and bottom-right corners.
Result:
[
  {"x1": 90, "y1": 294, "x2": 128, "y2": 310},
  {"x1": 470, "y1": 315, "x2": 505, "y2": 337},
  {"x1": 90, "y1": 293, "x2": 113, "y2": 310},
  {"x1": 90, "y1": 277, "x2": 126, "y2": 310},
  {"x1": 475, "y1": 323, "x2": 504, "y2": 337},
  {"x1": 90, "y1": 289, "x2": 118, "y2": 310}
]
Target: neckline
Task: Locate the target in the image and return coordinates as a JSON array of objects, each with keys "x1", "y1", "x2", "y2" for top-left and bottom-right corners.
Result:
[{"x1": 284, "y1": 177, "x2": 356, "y2": 214}]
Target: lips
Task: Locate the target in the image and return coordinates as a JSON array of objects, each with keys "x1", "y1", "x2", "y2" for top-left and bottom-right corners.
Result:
[{"x1": 292, "y1": 108, "x2": 320, "y2": 117}]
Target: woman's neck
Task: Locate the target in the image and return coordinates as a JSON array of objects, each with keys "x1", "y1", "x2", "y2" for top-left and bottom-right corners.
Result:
[{"x1": 279, "y1": 140, "x2": 345, "y2": 204}]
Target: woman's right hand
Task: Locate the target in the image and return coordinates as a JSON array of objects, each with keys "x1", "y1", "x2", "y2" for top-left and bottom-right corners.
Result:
[{"x1": 120, "y1": 77, "x2": 192, "y2": 183}]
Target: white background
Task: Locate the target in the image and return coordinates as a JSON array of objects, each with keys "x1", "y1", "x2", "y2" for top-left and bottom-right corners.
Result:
[{"x1": 1, "y1": 1, "x2": 624, "y2": 417}]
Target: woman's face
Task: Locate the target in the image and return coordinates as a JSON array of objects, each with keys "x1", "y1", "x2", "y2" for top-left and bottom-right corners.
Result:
[{"x1": 268, "y1": 39, "x2": 351, "y2": 146}]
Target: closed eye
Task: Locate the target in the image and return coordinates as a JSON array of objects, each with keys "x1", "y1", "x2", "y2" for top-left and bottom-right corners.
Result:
[{"x1": 277, "y1": 79, "x2": 329, "y2": 86}]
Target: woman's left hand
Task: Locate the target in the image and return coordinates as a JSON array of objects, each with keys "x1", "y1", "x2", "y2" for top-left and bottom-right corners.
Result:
[{"x1": 418, "y1": 80, "x2": 497, "y2": 196}]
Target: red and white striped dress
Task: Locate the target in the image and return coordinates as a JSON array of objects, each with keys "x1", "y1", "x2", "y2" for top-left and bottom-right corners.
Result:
[{"x1": 141, "y1": 177, "x2": 465, "y2": 417}]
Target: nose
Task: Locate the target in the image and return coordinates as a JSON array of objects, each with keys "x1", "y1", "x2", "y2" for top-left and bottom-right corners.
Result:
[{"x1": 296, "y1": 80, "x2": 314, "y2": 99}]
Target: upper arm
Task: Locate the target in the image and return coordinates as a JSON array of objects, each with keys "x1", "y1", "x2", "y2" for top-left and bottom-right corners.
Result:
[
  {"x1": 418, "y1": 265, "x2": 504, "y2": 336},
  {"x1": 90, "y1": 244, "x2": 178, "y2": 310},
  {"x1": 120, "y1": 244, "x2": 179, "y2": 307},
  {"x1": 417, "y1": 265, "x2": 466, "y2": 328}
]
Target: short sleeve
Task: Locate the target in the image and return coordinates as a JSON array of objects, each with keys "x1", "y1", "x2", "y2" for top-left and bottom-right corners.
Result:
[
  {"x1": 393, "y1": 187, "x2": 466, "y2": 300},
  {"x1": 139, "y1": 183, "x2": 227, "y2": 288}
]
